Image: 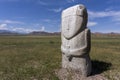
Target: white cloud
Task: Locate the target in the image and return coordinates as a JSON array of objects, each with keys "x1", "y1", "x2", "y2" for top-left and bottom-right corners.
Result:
[
  {"x1": 0, "y1": 19, "x2": 46, "y2": 33},
  {"x1": 49, "y1": 8, "x2": 62, "y2": 13},
  {"x1": 0, "y1": 24, "x2": 8, "y2": 30},
  {"x1": 88, "y1": 10, "x2": 120, "y2": 21},
  {"x1": 38, "y1": 0, "x2": 48, "y2": 5},
  {"x1": 0, "y1": 23, "x2": 46, "y2": 33},
  {"x1": 67, "y1": 0, "x2": 75, "y2": 3},
  {"x1": 41, "y1": 26, "x2": 45, "y2": 31},
  {"x1": 12, "y1": 28, "x2": 38, "y2": 33},
  {"x1": 105, "y1": 7, "x2": 113, "y2": 11},
  {"x1": 87, "y1": 22, "x2": 97, "y2": 27},
  {"x1": 11, "y1": 26, "x2": 46, "y2": 33},
  {"x1": 88, "y1": 10, "x2": 111, "y2": 18},
  {"x1": 0, "y1": 20, "x2": 24, "y2": 24},
  {"x1": 43, "y1": 19, "x2": 51, "y2": 22}
]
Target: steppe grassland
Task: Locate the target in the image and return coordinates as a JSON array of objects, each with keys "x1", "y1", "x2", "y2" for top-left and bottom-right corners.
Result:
[{"x1": 0, "y1": 35, "x2": 120, "y2": 80}]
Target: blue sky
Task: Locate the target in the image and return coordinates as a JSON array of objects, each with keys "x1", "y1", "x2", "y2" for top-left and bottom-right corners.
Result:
[{"x1": 0, "y1": 0, "x2": 120, "y2": 33}]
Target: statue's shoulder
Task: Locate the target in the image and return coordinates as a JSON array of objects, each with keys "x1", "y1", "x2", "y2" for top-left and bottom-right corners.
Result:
[
  {"x1": 85, "y1": 28, "x2": 91, "y2": 34},
  {"x1": 84, "y1": 28, "x2": 91, "y2": 38}
]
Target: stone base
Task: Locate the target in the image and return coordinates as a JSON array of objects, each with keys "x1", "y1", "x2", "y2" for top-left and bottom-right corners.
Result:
[
  {"x1": 55, "y1": 68, "x2": 108, "y2": 80},
  {"x1": 62, "y1": 54, "x2": 92, "y2": 76}
]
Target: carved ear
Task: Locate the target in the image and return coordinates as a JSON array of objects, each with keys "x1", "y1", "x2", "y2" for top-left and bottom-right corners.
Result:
[
  {"x1": 83, "y1": 8, "x2": 88, "y2": 27},
  {"x1": 76, "y1": 5, "x2": 85, "y2": 16},
  {"x1": 77, "y1": 5, "x2": 88, "y2": 28}
]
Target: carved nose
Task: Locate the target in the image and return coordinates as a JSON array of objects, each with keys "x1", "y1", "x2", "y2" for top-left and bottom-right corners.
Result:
[{"x1": 67, "y1": 28, "x2": 69, "y2": 30}]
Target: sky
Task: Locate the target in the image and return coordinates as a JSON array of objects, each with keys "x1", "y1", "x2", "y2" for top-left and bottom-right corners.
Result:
[{"x1": 0, "y1": 0, "x2": 120, "y2": 33}]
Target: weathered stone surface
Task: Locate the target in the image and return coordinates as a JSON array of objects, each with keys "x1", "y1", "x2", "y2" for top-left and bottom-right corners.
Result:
[{"x1": 61, "y1": 4, "x2": 91, "y2": 76}]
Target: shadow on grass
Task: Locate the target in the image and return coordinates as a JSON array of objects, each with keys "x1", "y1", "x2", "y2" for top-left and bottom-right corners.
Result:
[{"x1": 91, "y1": 60, "x2": 112, "y2": 75}]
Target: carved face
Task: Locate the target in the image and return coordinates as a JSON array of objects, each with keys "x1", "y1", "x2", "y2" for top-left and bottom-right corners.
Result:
[{"x1": 62, "y1": 5, "x2": 87, "y2": 39}]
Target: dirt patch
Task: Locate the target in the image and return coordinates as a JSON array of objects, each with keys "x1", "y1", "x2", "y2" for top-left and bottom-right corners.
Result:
[{"x1": 55, "y1": 68, "x2": 108, "y2": 80}]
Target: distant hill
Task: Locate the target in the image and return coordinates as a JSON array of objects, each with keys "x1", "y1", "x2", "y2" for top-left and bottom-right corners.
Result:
[
  {"x1": 92, "y1": 32, "x2": 120, "y2": 38},
  {"x1": 92, "y1": 32, "x2": 120, "y2": 35},
  {"x1": 29, "y1": 31, "x2": 60, "y2": 36},
  {"x1": 0, "y1": 30, "x2": 19, "y2": 35},
  {"x1": 0, "y1": 30, "x2": 61, "y2": 36},
  {"x1": 29, "y1": 31, "x2": 120, "y2": 36},
  {"x1": 0, "y1": 30, "x2": 120, "y2": 36},
  {"x1": 0, "y1": 30, "x2": 11, "y2": 33}
]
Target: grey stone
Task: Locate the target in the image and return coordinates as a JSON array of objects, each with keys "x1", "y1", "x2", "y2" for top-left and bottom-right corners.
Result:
[{"x1": 61, "y1": 4, "x2": 91, "y2": 76}]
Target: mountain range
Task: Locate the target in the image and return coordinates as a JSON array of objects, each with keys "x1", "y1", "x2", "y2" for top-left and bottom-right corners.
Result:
[{"x1": 0, "y1": 30, "x2": 120, "y2": 36}]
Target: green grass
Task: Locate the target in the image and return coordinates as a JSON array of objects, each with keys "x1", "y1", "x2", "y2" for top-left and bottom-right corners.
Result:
[
  {"x1": 91, "y1": 36, "x2": 120, "y2": 79},
  {"x1": 0, "y1": 35, "x2": 120, "y2": 80}
]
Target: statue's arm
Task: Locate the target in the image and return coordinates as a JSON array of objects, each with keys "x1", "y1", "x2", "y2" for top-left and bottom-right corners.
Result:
[
  {"x1": 61, "y1": 29, "x2": 91, "y2": 57},
  {"x1": 61, "y1": 33, "x2": 68, "y2": 54},
  {"x1": 61, "y1": 45, "x2": 68, "y2": 54},
  {"x1": 69, "y1": 29, "x2": 91, "y2": 56}
]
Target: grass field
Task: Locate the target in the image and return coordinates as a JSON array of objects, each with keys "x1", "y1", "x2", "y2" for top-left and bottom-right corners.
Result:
[{"x1": 0, "y1": 35, "x2": 120, "y2": 80}]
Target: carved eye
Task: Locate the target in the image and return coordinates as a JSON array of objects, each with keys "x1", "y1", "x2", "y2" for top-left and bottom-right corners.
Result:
[{"x1": 79, "y1": 6, "x2": 83, "y2": 9}]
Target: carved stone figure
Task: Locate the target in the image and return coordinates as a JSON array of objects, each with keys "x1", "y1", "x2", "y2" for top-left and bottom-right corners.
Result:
[{"x1": 61, "y1": 4, "x2": 91, "y2": 76}]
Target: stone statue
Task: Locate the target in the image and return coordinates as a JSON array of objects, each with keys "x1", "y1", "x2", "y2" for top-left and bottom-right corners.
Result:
[{"x1": 61, "y1": 4, "x2": 91, "y2": 76}]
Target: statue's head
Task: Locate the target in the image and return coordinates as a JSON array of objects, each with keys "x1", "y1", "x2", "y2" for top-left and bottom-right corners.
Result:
[{"x1": 62, "y1": 4, "x2": 88, "y2": 39}]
